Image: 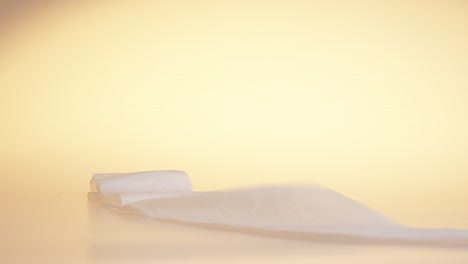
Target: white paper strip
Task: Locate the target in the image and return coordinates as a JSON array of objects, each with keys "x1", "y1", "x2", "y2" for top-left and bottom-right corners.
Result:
[{"x1": 89, "y1": 171, "x2": 468, "y2": 245}]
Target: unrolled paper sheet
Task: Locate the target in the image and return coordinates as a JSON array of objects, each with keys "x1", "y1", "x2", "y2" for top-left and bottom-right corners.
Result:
[{"x1": 88, "y1": 170, "x2": 468, "y2": 246}]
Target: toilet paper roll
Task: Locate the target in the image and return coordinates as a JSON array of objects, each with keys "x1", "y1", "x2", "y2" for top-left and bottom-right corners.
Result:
[{"x1": 90, "y1": 170, "x2": 192, "y2": 195}]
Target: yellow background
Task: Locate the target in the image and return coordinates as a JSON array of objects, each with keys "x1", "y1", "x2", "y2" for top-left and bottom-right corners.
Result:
[{"x1": 0, "y1": 1, "x2": 467, "y2": 227}]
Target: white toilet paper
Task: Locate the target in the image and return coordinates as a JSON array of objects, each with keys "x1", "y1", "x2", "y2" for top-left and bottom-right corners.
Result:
[
  {"x1": 88, "y1": 171, "x2": 468, "y2": 246},
  {"x1": 90, "y1": 170, "x2": 192, "y2": 195}
]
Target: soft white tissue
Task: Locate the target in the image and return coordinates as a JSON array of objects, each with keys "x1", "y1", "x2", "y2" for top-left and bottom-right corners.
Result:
[
  {"x1": 90, "y1": 170, "x2": 192, "y2": 194},
  {"x1": 87, "y1": 191, "x2": 189, "y2": 207},
  {"x1": 88, "y1": 170, "x2": 468, "y2": 245}
]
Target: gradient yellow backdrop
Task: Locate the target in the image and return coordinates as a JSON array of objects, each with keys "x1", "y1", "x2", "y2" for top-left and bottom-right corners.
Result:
[{"x1": 0, "y1": 1, "x2": 467, "y2": 227}]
